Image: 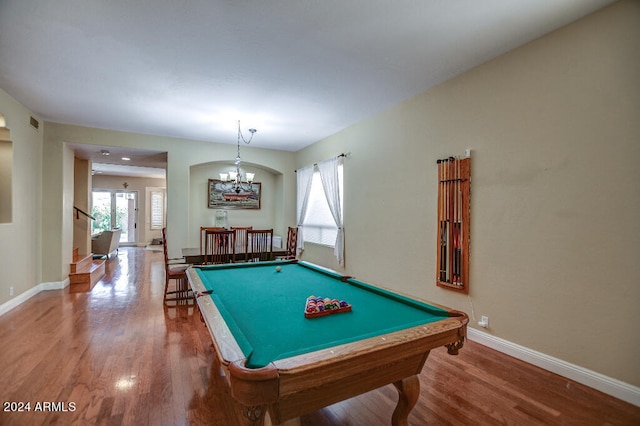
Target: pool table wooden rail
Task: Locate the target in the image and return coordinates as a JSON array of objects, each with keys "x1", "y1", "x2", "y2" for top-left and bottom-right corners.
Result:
[{"x1": 187, "y1": 265, "x2": 468, "y2": 426}]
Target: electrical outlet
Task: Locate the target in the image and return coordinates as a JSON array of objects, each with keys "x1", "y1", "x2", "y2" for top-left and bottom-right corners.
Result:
[
  {"x1": 9, "y1": 286, "x2": 14, "y2": 297},
  {"x1": 478, "y1": 315, "x2": 489, "y2": 328}
]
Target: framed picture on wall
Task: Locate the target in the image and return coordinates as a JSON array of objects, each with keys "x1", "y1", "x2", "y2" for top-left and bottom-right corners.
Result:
[{"x1": 208, "y1": 179, "x2": 261, "y2": 210}]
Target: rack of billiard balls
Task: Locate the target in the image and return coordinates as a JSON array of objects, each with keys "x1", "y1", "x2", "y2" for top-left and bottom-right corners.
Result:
[{"x1": 304, "y1": 295, "x2": 351, "y2": 318}]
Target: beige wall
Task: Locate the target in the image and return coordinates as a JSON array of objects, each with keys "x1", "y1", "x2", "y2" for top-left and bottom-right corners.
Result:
[
  {"x1": 73, "y1": 158, "x2": 92, "y2": 253},
  {"x1": 296, "y1": 1, "x2": 640, "y2": 386},
  {"x1": 0, "y1": 88, "x2": 43, "y2": 305}
]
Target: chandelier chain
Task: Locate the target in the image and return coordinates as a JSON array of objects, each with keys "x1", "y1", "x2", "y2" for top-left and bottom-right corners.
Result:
[{"x1": 238, "y1": 120, "x2": 256, "y2": 145}]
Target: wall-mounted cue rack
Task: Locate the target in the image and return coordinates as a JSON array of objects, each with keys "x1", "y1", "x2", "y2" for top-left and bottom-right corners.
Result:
[{"x1": 436, "y1": 156, "x2": 471, "y2": 294}]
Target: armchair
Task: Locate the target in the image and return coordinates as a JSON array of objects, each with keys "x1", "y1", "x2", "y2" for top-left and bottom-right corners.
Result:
[{"x1": 91, "y1": 229, "x2": 122, "y2": 259}]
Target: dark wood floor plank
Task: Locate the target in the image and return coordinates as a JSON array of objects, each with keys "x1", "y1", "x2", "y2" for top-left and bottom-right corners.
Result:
[{"x1": 0, "y1": 247, "x2": 638, "y2": 426}]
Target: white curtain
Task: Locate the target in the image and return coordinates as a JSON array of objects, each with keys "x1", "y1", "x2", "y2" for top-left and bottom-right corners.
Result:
[
  {"x1": 317, "y1": 156, "x2": 344, "y2": 265},
  {"x1": 295, "y1": 164, "x2": 314, "y2": 254}
]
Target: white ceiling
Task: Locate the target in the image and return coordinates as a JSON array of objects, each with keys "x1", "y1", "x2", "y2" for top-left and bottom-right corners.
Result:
[
  {"x1": 0, "y1": 0, "x2": 615, "y2": 157},
  {"x1": 67, "y1": 143, "x2": 168, "y2": 178}
]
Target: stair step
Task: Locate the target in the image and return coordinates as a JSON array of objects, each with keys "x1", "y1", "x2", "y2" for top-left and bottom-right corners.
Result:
[
  {"x1": 70, "y1": 253, "x2": 94, "y2": 273},
  {"x1": 69, "y1": 259, "x2": 106, "y2": 292}
]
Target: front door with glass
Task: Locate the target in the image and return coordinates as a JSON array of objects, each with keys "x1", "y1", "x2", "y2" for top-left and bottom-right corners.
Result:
[{"x1": 92, "y1": 190, "x2": 138, "y2": 245}]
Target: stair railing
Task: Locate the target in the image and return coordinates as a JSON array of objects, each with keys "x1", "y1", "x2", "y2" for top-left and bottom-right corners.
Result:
[{"x1": 74, "y1": 206, "x2": 96, "y2": 221}]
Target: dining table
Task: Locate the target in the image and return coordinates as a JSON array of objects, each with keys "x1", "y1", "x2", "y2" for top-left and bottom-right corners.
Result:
[{"x1": 181, "y1": 247, "x2": 289, "y2": 264}]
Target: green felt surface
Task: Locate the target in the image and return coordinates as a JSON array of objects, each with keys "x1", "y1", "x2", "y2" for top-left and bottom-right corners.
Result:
[{"x1": 196, "y1": 261, "x2": 450, "y2": 368}]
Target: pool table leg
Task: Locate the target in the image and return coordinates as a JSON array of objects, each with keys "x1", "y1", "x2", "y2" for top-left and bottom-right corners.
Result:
[
  {"x1": 235, "y1": 406, "x2": 300, "y2": 426},
  {"x1": 236, "y1": 404, "x2": 266, "y2": 425},
  {"x1": 391, "y1": 374, "x2": 420, "y2": 426},
  {"x1": 229, "y1": 360, "x2": 280, "y2": 426},
  {"x1": 265, "y1": 413, "x2": 300, "y2": 426}
]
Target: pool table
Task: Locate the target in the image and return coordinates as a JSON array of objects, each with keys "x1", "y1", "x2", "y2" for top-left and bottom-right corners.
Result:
[{"x1": 187, "y1": 260, "x2": 468, "y2": 426}]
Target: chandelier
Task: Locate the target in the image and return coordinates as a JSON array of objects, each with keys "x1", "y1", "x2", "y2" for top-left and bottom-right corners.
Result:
[{"x1": 219, "y1": 120, "x2": 257, "y2": 194}]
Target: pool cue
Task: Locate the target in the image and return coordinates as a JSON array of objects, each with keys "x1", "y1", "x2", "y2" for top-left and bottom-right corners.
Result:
[
  {"x1": 455, "y1": 157, "x2": 461, "y2": 284},
  {"x1": 446, "y1": 157, "x2": 454, "y2": 283},
  {"x1": 451, "y1": 157, "x2": 455, "y2": 284},
  {"x1": 448, "y1": 157, "x2": 454, "y2": 283},
  {"x1": 449, "y1": 157, "x2": 453, "y2": 283},
  {"x1": 438, "y1": 159, "x2": 446, "y2": 282},
  {"x1": 451, "y1": 157, "x2": 457, "y2": 284},
  {"x1": 443, "y1": 158, "x2": 450, "y2": 283},
  {"x1": 457, "y1": 157, "x2": 461, "y2": 284},
  {"x1": 458, "y1": 157, "x2": 463, "y2": 283},
  {"x1": 437, "y1": 160, "x2": 443, "y2": 281},
  {"x1": 449, "y1": 157, "x2": 456, "y2": 284}
]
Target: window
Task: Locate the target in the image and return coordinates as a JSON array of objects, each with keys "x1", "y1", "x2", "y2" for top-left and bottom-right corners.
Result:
[
  {"x1": 436, "y1": 157, "x2": 470, "y2": 294},
  {"x1": 302, "y1": 164, "x2": 343, "y2": 246},
  {"x1": 150, "y1": 191, "x2": 164, "y2": 230}
]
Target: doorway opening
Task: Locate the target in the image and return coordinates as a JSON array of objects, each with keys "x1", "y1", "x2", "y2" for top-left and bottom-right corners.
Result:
[{"x1": 92, "y1": 190, "x2": 138, "y2": 245}]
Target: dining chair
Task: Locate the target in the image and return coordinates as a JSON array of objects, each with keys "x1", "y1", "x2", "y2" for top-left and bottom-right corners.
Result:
[
  {"x1": 231, "y1": 226, "x2": 252, "y2": 262},
  {"x1": 247, "y1": 229, "x2": 274, "y2": 262},
  {"x1": 200, "y1": 226, "x2": 226, "y2": 254},
  {"x1": 162, "y1": 227, "x2": 192, "y2": 304},
  {"x1": 204, "y1": 229, "x2": 235, "y2": 264},
  {"x1": 284, "y1": 226, "x2": 298, "y2": 259}
]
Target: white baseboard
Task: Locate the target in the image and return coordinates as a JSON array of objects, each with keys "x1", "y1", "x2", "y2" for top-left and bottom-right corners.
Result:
[
  {"x1": 41, "y1": 278, "x2": 70, "y2": 291},
  {"x1": 467, "y1": 327, "x2": 640, "y2": 407},
  {"x1": 0, "y1": 278, "x2": 69, "y2": 317}
]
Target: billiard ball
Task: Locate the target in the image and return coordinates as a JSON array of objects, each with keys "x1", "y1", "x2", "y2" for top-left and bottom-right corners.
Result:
[{"x1": 276, "y1": 266, "x2": 281, "y2": 272}]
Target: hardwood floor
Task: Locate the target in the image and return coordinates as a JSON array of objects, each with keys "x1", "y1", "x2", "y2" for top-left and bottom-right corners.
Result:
[{"x1": 1, "y1": 247, "x2": 638, "y2": 425}]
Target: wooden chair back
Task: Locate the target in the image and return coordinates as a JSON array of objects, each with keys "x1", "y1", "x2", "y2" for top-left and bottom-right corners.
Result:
[
  {"x1": 162, "y1": 227, "x2": 191, "y2": 304},
  {"x1": 231, "y1": 226, "x2": 252, "y2": 261},
  {"x1": 200, "y1": 226, "x2": 226, "y2": 254},
  {"x1": 162, "y1": 227, "x2": 170, "y2": 265},
  {"x1": 204, "y1": 229, "x2": 235, "y2": 264},
  {"x1": 285, "y1": 226, "x2": 298, "y2": 259},
  {"x1": 247, "y1": 229, "x2": 274, "y2": 262}
]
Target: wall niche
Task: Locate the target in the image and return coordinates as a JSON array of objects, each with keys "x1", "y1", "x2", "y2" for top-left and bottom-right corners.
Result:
[{"x1": 0, "y1": 113, "x2": 12, "y2": 223}]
